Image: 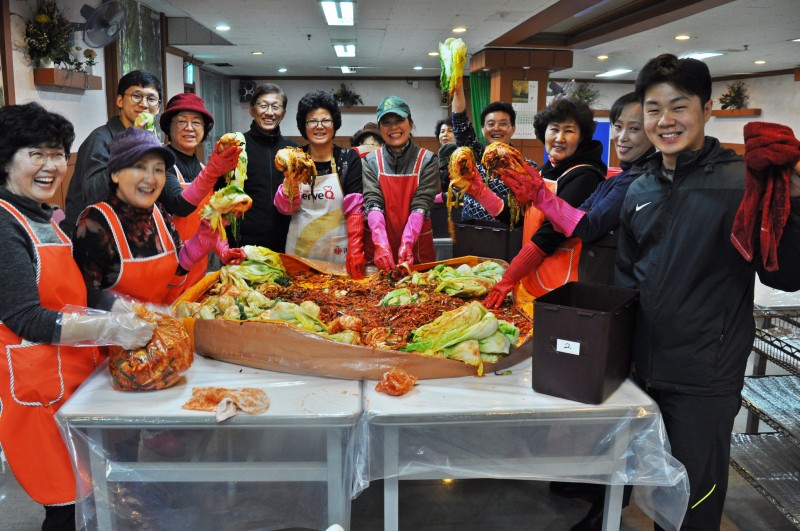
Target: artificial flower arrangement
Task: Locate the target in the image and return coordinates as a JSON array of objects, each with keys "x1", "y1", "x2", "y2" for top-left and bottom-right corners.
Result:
[{"x1": 24, "y1": 0, "x2": 75, "y2": 68}]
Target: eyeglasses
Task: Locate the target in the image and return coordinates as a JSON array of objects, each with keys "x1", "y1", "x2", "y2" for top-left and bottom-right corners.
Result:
[
  {"x1": 255, "y1": 102, "x2": 283, "y2": 112},
  {"x1": 306, "y1": 118, "x2": 334, "y2": 128},
  {"x1": 28, "y1": 149, "x2": 67, "y2": 167},
  {"x1": 380, "y1": 117, "x2": 406, "y2": 128},
  {"x1": 126, "y1": 91, "x2": 161, "y2": 108},
  {"x1": 175, "y1": 119, "x2": 204, "y2": 130},
  {"x1": 485, "y1": 120, "x2": 512, "y2": 130}
]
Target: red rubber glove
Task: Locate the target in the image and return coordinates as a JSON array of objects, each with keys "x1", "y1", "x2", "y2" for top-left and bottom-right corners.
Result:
[
  {"x1": 367, "y1": 210, "x2": 395, "y2": 272},
  {"x1": 181, "y1": 143, "x2": 242, "y2": 205},
  {"x1": 178, "y1": 218, "x2": 217, "y2": 271},
  {"x1": 345, "y1": 211, "x2": 366, "y2": 279},
  {"x1": 345, "y1": 194, "x2": 366, "y2": 279},
  {"x1": 398, "y1": 211, "x2": 424, "y2": 265},
  {"x1": 274, "y1": 183, "x2": 302, "y2": 215},
  {"x1": 502, "y1": 163, "x2": 544, "y2": 204},
  {"x1": 483, "y1": 241, "x2": 547, "y2": 309},
  {"x1": 504, "y1": 164, "x2": 586, "y2": 236},
  {"x1": 214, "y1": 237, "x2": 246, "y2": 265},
  {"x1": 467, "y1": 168, "x2": 504, "y2": 217}
]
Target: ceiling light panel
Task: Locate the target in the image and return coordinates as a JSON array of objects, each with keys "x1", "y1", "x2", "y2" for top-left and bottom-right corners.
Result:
[
  {"x1": 334, "y1": 44, "x2": 356, "y2": 57},
  {"x1": 321, "y1": 1, "x2": 354, "y2": 26}
]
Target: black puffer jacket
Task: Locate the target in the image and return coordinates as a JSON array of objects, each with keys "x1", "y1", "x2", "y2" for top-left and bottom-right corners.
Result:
[
  {"x1": 233, "y1": 122, "x2": 298, "y2": 251},
  {"x1": 616, "y1": 137, "x2": 800, "y2": 395}
]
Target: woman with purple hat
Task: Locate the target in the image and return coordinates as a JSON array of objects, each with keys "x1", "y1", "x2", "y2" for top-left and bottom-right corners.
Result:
[
  {"x1": 0, "y1": 103, "x2": 154, "y2": 531},
  {"x1": 157, "y1": 92, "x2": 242, "y2": 284},
  {"x1": 71, "y1": 127, "x2": 245, "y2": 305}
]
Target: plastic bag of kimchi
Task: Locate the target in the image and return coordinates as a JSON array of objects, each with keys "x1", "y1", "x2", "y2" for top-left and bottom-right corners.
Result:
[{"x1": 108, "y1": 305, "x2": 194, "y2": 391}]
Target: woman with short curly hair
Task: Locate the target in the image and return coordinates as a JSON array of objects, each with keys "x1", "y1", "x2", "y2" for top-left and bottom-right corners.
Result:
[
  {"x1": 485, "y1": 97, "x2": 607, "y2": 308},
  {"x1": 273, "y1": 90, "x2": 366, "y2": 277}
]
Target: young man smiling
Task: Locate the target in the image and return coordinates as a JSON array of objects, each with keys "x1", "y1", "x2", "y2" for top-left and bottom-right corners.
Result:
[
  {"x1": 62, "y1": 70, "x2": 162, "y2": 231},
  {"x1": 615, "y1": 54, "x2": 800, "y2": 529}
]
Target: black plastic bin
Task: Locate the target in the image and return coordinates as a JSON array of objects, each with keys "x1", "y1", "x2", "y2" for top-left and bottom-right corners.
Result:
[
  {"x1": 452, "y1": 221, "x2": 522, "y2": 262},
  {"x1": 532, "y1": 282, "x2": 639, "y2": 404}
]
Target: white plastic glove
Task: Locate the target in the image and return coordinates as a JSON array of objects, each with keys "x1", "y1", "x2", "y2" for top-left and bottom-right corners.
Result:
[{"x1": 57, "y1": 308, "x2": 155, "y2": 350}]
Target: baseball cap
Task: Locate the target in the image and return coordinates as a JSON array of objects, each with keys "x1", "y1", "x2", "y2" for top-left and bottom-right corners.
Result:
[{"x1": 376, "y1": 96, "x2": 411, "y2": 122}]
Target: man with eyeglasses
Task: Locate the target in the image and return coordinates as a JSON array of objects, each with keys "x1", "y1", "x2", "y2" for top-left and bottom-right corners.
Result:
[
  {"x1": 62, "y1": 70, "x2": 163, "y2": 231},
  {"x1": 447, "y1": 82, "x2": 536, "y2": 227},
  {"x1": 234, "y1": 83, "x2": 298, "y2": 252}
]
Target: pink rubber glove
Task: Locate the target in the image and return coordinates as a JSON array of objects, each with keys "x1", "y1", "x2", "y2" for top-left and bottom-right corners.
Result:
[
  {"x1": 434, "y1": 192, "x2": 444, "y2": 204},
  {"x1": 367, "y1": 210, "x2": 395, "y2": 272},
  {"x1": 398, "y1": 211, "x2": 425, "y2": 265},
  {"x1": 274, "y1": 183, "x2": 302, "y2": 215},
  {"x1": 467, "y1": 170, "x2": 503, "y2": 217},
  {"x1": 181, "y1": 143, "x2": 242, "y2": 205},
  {"x1": 178, "y1": 218, "x2": 219, "y2": 271},
  {"x1": 483, "y1": 242, "x2": 547, "y2": 309}
]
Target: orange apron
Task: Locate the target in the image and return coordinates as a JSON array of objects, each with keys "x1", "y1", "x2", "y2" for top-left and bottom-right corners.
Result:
[
  {"x1": 0, "y1": 200, "x2": 103, "y2": 505},
  {"x1": 170, "y1": 164, "x2": 210, "y2": 294},
  {"x1": 376, "y1": 148, "x2": 435, "y2": 264},
  {"x1": 89, "y1": 202, "x2": 185, "y2": 305},
  {"x1": 516, "y1": 165, "x2": 587, "y2": 305}
]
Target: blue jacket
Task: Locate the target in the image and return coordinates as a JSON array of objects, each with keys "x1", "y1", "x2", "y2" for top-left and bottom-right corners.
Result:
[{"x1": 576, "y1": 148, "x2": 656, "y2": 284}]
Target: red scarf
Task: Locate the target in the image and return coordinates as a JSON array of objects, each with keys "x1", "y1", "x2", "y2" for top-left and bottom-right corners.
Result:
[{"x1": 731, "y1": 122, "x2": 800, "y2": 271}]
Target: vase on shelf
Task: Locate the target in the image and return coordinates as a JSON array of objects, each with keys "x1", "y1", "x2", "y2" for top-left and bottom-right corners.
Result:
[{"x1": 37, "y1": 57, "x2": 54, "y2": 68}]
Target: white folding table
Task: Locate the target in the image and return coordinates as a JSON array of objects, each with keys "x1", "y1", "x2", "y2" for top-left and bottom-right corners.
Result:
[
  {"x1": 357, "y1": 358, "x2": 689, "y2": 531},
  {"x1": 56, "y1": 355, "x2": 362, "y2": 531}
]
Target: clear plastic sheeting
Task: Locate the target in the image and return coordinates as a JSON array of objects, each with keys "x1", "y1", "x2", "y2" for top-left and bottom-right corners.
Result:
[
  {"x1": 354, "y1": 358, "x2": 689, "y2": 531},
  {"x1": 54, "y1": 356, "x2": 361, "y2": 531}
]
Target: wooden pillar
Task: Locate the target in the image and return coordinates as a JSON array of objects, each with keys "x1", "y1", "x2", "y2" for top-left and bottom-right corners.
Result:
[{"x1": 470, "y1": 48, "x2": 573, "y2": 107}]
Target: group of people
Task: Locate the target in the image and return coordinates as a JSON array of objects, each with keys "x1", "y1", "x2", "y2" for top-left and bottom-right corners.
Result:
[{"x1": 1, "y1": 51, "x2": 799, "y2": 531}]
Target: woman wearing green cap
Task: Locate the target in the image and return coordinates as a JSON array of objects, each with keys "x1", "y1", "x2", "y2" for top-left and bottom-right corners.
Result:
[{"x1": 362, "y1": 95, "x2": 439, "y2": 271}]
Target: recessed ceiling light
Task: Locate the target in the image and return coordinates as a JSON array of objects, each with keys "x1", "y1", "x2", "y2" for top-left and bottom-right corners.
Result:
[
  {"x1": 215, "y1": 25, "x2": 230, "y2": 31},
  {"x1": 341, "y1": 66, "x2": 356, "y2": 74},
  {"x1": 333, "y1": 44, "x2": 356, "y2": 57},
  {"x1": 675, "y1": 34, "x2": 690, "y2": 40},
  {"x1": 428, "y1": 51, "x2": 439, "y2": 56},
  {"x1": 452, "y1": 26, "x2": 467, "y2": 33},
  {"x1": 413, "y1": 66, "x2": 423, "y2": 70},
  {"x1": 596, "y1": 69, "x2": 632, "y2": 78},
  {"x1": 252, "y1": 51, "x2": 264, "y2": 56},
  {"x1": 597, "y1": 55, "x2": 608, "y2": 60},
  {"x1": 754, "y1": 60, "x2": 766, "y2": 64},
  {"x1": 278, "y1": 68, "x2": 287, "y2": 73},
  {"x1": 321, "y1": 1, "x2": 354, "y2": 26},
  {"x1": 682, "y1": 52, "x2": 724, "y2": 60},
  {"x1": 792, "y1": 38, "x2": 800, "y2": 42}
]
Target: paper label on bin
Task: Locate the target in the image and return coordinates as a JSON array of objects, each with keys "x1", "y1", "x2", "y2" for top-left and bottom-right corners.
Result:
[{"x1": 556, "y1": 339, "x2": 580, "y2": 355}]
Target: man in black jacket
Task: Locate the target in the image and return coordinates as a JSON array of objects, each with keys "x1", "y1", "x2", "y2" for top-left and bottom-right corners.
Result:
[
  {"x1": 615, "y1": 54, "x2": 800, "y2": 530},
  {"x1": 233, "y1": 83, "x2": 298, "y2": 251}
]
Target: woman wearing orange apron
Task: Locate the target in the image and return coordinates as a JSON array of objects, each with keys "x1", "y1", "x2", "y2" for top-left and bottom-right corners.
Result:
[
  {"x1": 156, "y1": 93, "x2": 240, "y2": 291},
  {"x1": 363, "y1": 96, "x2": 438, "y2": 271},
  {"x1": 274, "y1": 91, "x2": 366, "y2": 277},
  {"x1": 484, "y1": 98, "x2": 606, "y2": 311},
  {"x1": 72, "y1": 127, "x2": 245, "y2": 308},
  {"x1": 0, "y1": 103, "x2": 154, "y2": 530}
]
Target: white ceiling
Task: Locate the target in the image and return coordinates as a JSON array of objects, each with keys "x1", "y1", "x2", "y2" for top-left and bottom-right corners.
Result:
[{"x1": 139, "y1": 0, "x2": 800, "y2": 81}]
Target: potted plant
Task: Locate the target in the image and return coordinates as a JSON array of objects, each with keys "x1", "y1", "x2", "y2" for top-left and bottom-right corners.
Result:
[
  {"x1": 24, "y1": 0, "x2": 76, "y2": 69},
  {"x1": 566, "y1": 82, "x2": 601, "y2": 109},
  {"x1": 331, "y1": 83, "x2": 364, "y2": 107}
]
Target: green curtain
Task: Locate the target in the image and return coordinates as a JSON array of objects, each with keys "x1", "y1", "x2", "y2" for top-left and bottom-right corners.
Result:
[{"x1": 469, "y1": 73, "x2": 491, "y2": 144}]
